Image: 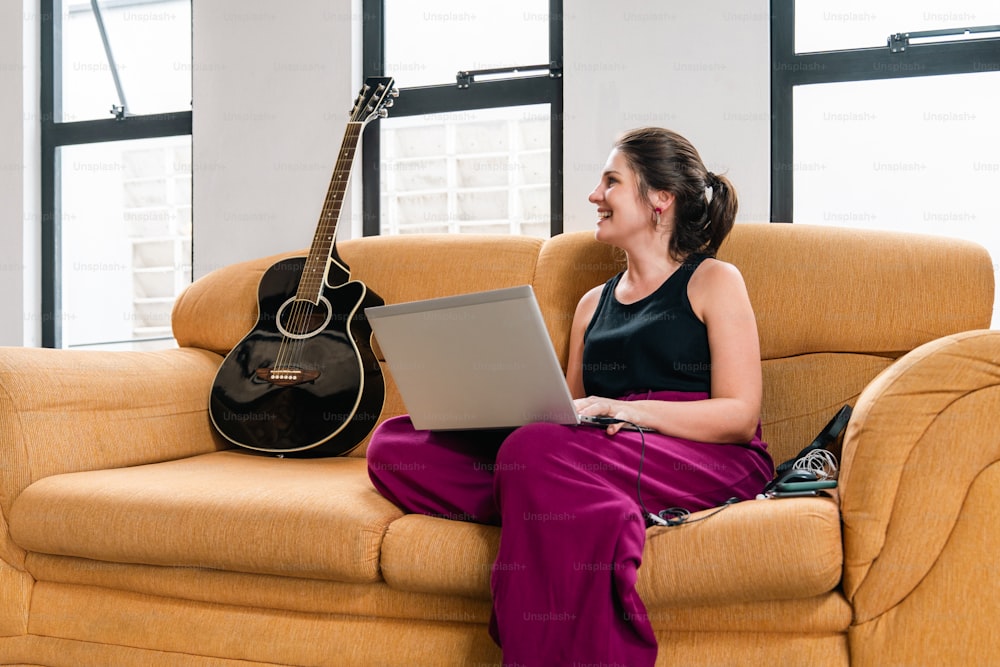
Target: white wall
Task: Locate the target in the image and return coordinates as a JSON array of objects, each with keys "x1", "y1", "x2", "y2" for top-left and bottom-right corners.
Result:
[
  {"x1": 191, "y1": 0, "x2": 357, "y2": 278},
  {"x1": 562, "y1": 1, "x2": 771, "y2": 232},
  {"x1": 0, "y1": 0, "x2": 41, "y2": 347},
  {"x1": 191, "y1": 0, "x2": 771, "y2": 273}
]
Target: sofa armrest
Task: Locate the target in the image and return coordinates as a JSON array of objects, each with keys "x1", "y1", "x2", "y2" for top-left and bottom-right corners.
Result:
[
  {"x1": 0, "y1": 346, "x2": 225, "y2": 506},
  {"x1": 0, "y1": 345, "x2": 224, "y2": 635},
  {"x1": 839, "y1": 330, "x2": 1000, "y2": 663}
]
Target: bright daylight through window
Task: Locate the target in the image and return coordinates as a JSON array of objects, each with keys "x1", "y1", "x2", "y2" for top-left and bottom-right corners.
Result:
[
  {"x1": 371, "y1": 0, "x2": 561, "y2": 237},
  {"x1": 45, "y1": 0, "x2": 192, "y2": 349}
]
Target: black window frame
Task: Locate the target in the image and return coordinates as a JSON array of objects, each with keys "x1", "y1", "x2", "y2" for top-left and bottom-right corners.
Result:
[
  {"x1": 39, "y1": 0, "x2": 193, "y2": 348},
  {"x1": 770, "y1": 0, "x2": 1000, "y2": 222},
  {"x1": 361, "y1": 0, "x2": 564, "y2": 237}
]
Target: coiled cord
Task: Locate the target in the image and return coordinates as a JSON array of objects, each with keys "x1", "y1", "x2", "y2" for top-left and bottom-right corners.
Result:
[{"x1": 793, "y1": 448, "x2": 839, "y2": 480}]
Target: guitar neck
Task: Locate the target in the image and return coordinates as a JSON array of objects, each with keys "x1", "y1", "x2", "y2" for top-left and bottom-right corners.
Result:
[{"x1": 297, "y1": 121, "x2": 364, "y2": 302}]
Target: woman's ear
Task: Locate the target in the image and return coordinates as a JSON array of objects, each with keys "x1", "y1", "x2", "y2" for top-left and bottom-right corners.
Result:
[{"x1": 651, "y1": 190, "x2": 675, "y2": 214}]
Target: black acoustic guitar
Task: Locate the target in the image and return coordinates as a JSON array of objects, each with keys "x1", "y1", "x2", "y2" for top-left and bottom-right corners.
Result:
[{"x1": 209, "y1": 77, "x2": 397, "y2": 457}]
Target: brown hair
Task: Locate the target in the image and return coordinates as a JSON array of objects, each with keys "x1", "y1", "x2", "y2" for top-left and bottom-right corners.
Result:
[{"x1": 613, "y1": 127, "x2": 738, "y2": 260}]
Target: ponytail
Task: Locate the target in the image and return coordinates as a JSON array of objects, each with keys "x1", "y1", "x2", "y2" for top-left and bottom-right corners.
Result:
[{"x1": 703, "y1": 171, "x2": 738, "y2": 257}]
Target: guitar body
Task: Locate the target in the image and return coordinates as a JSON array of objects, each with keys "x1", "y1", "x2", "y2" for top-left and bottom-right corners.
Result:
[{"x1": 209, "y1": 255, "x2": 385, "y2": 457}]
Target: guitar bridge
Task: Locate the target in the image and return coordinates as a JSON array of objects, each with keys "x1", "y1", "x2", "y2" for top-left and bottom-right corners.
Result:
[{"x1": 256, "y1": 368, "x2": 321, "y2": 387}]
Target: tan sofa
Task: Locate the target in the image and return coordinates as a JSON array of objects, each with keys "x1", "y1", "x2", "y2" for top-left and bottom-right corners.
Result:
[{"x1": 1, "y1": 223, "x2": 997, "y2": 667}]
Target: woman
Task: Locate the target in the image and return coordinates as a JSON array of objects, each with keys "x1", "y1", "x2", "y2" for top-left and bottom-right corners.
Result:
[{"x1": 367, "y1": 127, "x2": 774, "y2": 666}]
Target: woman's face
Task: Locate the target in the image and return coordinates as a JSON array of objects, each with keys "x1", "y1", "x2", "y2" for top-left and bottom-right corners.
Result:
[{"x1": 588, "y1": 148, "x2": 656, "y2": 245}]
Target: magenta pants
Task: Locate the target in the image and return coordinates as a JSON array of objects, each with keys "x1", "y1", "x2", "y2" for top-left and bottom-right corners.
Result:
[{"x1": 366, "y1": 391, "x2": 773, "y2": 667}]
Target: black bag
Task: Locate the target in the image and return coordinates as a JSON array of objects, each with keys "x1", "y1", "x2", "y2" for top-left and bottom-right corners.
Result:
[{"x1": 763, "y1": 405, "x2": 852, "y2": 494}]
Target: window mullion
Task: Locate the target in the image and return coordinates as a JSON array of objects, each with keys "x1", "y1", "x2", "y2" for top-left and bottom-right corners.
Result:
[
  {"x1": 780, "y1": 38, "x2": 1000, "y2": 86},
  {"x1": 389, "y1": 78, "x2": 560, "y2": 118},
  {"x1": 47, "y1": 112, "x2": 193, "y2": 147},
  {"x1": 41, "y1": 0, "x2": 61, "y2": 347},
  {"x1": 548, "y1": 0, "x2": 563, "y2": 236}
]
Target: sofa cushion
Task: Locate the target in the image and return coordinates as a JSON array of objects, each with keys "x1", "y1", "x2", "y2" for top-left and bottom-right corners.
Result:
[
  {"x1": 637, "y1": 495, "x2": 843, "y2": 607},
  {"x1": 9, "y1": 451, "x2": 403, "y2": 583},
  {"x1": 380, "y1": 495, "x2": 842, "y2": 608}
]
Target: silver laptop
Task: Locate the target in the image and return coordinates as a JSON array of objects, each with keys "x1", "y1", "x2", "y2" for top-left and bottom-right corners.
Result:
[{"x1": 365, "y1": 285, "x2": 593, "y2": 431}]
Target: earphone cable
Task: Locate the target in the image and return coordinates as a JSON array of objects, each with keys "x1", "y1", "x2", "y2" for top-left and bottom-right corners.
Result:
[{"x1": 627, "y1": 420, "x2": 739, "y2": 529}]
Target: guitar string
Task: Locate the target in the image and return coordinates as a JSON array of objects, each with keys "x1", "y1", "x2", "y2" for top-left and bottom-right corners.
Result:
[
  {"x1": 281, "y1": 123, "x2": 360, "y2": 367},
  {"x1": 288, "y1": 124, "x2": 359, "y2": 372},
  {"x1": 275, "y1": 123, "x2": 362, "y2": 377}
]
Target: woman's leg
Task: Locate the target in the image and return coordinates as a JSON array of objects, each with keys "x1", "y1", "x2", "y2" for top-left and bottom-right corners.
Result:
[
  {"x1": 489, "y1": 422, "x2": 657, "y2": 667},
  {"x1": 489, "y1": 419, "x2": 773, "y2": 667},
  {"x1": 366, "y1": 415, "x2": 507, "y2": 525}
]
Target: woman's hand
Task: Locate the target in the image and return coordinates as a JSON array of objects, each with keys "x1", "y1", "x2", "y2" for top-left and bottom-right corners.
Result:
[{"x1": 574, "y1": 396, "x2": 637, "y2": 435}]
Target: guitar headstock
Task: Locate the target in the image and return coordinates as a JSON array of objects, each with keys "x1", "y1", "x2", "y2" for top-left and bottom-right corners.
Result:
[{"x1": 350, "y1": 76, "x2": 398, "y2": 126}]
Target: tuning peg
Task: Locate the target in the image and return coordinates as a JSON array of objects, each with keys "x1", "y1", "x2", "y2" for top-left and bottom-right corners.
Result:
[
  {"x1": 384, "y1": 98, "x2": 394, "y2": 108},
  {"x1": 390, "y1": 88, "x2": 399, "y2": 98},
  {"x1": 378, "y1": 108, "x2": 389, "y2": 119}
]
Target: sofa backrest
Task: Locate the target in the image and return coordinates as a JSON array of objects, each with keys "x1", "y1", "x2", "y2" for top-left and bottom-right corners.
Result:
[
  {"x1": 173, "y1": 224, "x2": 994, "y2": 464},
  {"x1": 719, "y1": 223, "x2": 993, "y2": 463},
  {"x1": 171, "y1": 234, "x2": 542, "y2": 358}
]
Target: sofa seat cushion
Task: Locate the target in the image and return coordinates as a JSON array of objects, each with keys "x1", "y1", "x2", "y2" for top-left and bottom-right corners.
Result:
[
  {"x1": 9, "y1": 451, "x2": 403, "y2": 583},
  {"x1": 380, "y1": 496, "x2": 842, "y2": 607}
]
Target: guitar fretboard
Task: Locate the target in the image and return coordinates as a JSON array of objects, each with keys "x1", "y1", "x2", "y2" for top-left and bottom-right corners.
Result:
[{"x1": 296, "y1": 121, "x2": 363, "y2": 303}]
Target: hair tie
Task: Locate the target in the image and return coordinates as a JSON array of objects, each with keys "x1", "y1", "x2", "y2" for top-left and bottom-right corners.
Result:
[{"x1": 705, "y1": 172, "x2": 720, "y2": 190}]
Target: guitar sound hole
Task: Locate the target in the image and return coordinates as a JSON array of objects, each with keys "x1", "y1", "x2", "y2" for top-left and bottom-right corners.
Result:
[{"x1": 276, "y1": 297, "x2": 334, "y2": 340}]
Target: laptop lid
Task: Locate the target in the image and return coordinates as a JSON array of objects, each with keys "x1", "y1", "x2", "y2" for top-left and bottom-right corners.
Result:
[{"x1": 364, "y1": 285, "x2": 580, "y2": 430}]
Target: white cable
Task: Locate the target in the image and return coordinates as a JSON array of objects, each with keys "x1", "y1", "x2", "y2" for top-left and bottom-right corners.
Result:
[{"x1": 793, "y1": 448, "x2": 839, "y2": 480}]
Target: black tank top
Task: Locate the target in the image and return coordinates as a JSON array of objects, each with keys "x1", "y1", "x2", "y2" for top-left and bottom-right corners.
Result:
[{"x1": 582, "y1": 255, "x2": 712, "y2": 397}]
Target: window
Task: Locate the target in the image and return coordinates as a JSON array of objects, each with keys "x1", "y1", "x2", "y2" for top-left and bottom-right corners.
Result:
[
  {"x1": 41, "y1": 0, "x2": 192, "y2": 349},
  {"x1": 771, "y1": 0, "x2": 1000, "y2": 325},
  {"x1": 794, "y1": 1, "x2": 1000, "y2": 53},
  {"x1": 379, "y1": 105, "x2": 552, "y2": 236},
  {"x1": 362, "y1": 0, "x2": 563, "y2": 238}
]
